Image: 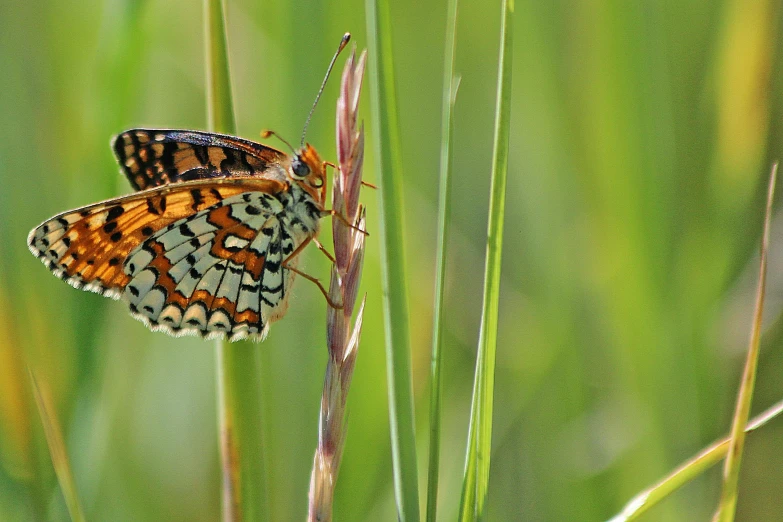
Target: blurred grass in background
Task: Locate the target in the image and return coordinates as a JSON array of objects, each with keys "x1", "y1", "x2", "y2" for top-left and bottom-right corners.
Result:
[{"x1": 1, "y1": 1, "x2": 783, "y2": 520}]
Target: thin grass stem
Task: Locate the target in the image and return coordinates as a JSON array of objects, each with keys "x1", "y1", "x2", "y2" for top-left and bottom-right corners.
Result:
[
  {"x1": 712, "y1": 164, "x2": 777, "y2": 522},
  {"x1": 426, "y1": 0, "x2": 460, "y2": 517},
  {"x1": 204, "y1": 1, "x2": 268, "y2": 520},
  {"x1": 205, "y1": 0, "x2": 236, "y2": 134},
  {"x1": 365, "y1": 1, "x2": 421, "y2": 520},
  {"x1": 608, "y1": 397, "x2": 783, "y2": 522},
  {"x1": 458, "y1": 0, "x2": 514, "y2": 519},
  {"x1": 29, "y1": 371, "x2": 86, "y2": 522}
]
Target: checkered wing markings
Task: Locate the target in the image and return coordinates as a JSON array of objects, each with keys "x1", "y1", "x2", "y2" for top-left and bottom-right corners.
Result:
[
  {"x1": 113, "y1": 129, "x2": 288, "y2": 191},
  {"x1": 122, "y1": 191, "x2": 294, "y2": 340},
  {"x1": 28, "y1": 177, "x2": 285, "y2": 312}
]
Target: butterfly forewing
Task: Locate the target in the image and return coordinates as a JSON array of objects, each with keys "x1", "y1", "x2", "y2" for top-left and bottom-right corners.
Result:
[
  {"x1": 28, "y1": 178, "x2": 295, "y2": 340},
  {"x1": 113, "y1": 129, "x2": 288, "y2": 190}
]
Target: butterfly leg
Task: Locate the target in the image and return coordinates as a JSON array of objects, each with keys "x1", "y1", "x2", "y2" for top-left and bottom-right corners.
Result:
[
  {"x1": 322, "y1": 208, "x2": 369, "y2": 236},
  {"x1": 283, "y1": 237, "x2": 343, "y2": 309},
  {"x1": 312, "y1": 238, "x2": 337, "y2": 264},
  {"x1": 323, "y1": 161, "x2": 377, "y2": 189}
]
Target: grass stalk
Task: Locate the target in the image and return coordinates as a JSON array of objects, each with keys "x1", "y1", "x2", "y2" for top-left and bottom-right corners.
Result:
[
  {"x1": 204, "y1": 1, "x2": 267, "y2": 520},
  {"x1": 608, "y1": 397, "x2": 783, "y2": 522},
  {"x1": 205, "y1": 0, "x2": 236, "y2": 134},
  {"x1": 712, "y1": 164, "x2": 777, "y2": 522},
  {"x1": 29, "y1": 371, "x2": 86, "y2": 522},
  {"x1": 364, "y1": 1, "x2": 421, "y2": 521},
  {"x1": 307, "y1": 48, "x2": 368, "y2": 522},
  {"x1": 426, "y1": 0, "x2": 460, "y2": 518},
  {"x1": 458, "y1": 0, "x2": 513, "y2": 519}
]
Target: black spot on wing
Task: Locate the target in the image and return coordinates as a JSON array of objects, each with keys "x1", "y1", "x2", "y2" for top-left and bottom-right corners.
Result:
[
  {"x1": 264, "y1": 258, "x2": 280, "y2": 274},
  {"x1": 106, "y1": 206, "x2": 125, "y2": 222},
  {"x1": 220, "y1": 151, "x2": 237, "y2": 173},
  {"x1": 179, "y1": 223, "x2": 195, "y2": 237},
  {"x1": 193, "y1": 145, "x2": 209, "y2": 165},
  {"x1": 147, "y1": 199, "x2": 161, "y2": 215},
  {"x1": 190, "y1": 189, "x2": 204, "y2": 210},
  {"x1": 261, "y1": 281, "x2": 283, "y2": 293}
]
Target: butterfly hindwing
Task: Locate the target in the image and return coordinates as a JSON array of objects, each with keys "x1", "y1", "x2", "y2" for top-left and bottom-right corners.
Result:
[
  {"x1": 123, "y1": 190, "x2": 298, "y2": 340},
  {"x1": 28, "y1": 178, "x2": 292, "y2": 340},
  {"x1": 113, "y1": 129, "x2": 289, "y2": 190}
]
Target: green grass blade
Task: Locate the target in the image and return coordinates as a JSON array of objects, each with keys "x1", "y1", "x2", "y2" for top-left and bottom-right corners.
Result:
[
  {"x1": 458, "y1": 0, "x2": 514, "y2": 519},
  {"x1": 204, "y1": 1, "x2": 268, "y2": 520},
  {"x1": 29, "y1": 371, "x2": 86, "y2": 522},
  {"x1": 214, "y1": 347, "x2": 268, "y2": 521},
  {"x1": 204, "y1": 0, "x2": 236, "y2": 134},
  {"x1": 459, "y1": 366, "x2": 481, "y2": 519},
  {"x1": 713, "y1": 164, "x2": 777, "y2": 522},
  {"x1": 426, "y1": 0, "x2": 460, "y2": 518},
  {"x1": 365, "y1": 0, "x2": 421, "y2": 520},
  {"x1": 609, "y1": 397, "x2": 783, "y2": 522}
]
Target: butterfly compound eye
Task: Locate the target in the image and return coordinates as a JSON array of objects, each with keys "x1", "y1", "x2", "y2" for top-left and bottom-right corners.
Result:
[{"x1": 291, "y1": 156, "x2": 310, "y2": 178}]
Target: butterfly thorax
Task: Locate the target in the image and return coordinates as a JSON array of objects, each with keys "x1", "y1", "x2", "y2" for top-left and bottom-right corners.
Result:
[{"x1": 278, "y1": 178, "x2": 323, "y2": 243}]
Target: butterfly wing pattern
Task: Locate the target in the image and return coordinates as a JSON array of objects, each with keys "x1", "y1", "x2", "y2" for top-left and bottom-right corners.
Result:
[
  {"x1": 28, "y1": 130, "x2": 328, "y2": 341},
  {"x1": 113, "y1": 129, "x2": 288, "y2": 190}
]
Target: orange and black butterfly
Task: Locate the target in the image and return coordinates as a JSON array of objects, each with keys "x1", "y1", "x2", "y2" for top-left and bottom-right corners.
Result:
[
  {"x1": 28, "y1": 129, "x2": 330, "y2": 341},
  {"x1": 28, "y1": 35, "x2": 352, "y2": 341}
]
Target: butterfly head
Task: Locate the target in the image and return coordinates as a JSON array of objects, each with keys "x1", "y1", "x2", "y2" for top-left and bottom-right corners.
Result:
[{"x1": 290, "y1": 144, "x2": 326, "y2": 207}]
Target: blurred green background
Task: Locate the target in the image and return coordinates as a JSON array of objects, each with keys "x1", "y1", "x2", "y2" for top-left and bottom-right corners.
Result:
[{"x1": 2, "y1": 1, "x2": 783, "y2": 520}]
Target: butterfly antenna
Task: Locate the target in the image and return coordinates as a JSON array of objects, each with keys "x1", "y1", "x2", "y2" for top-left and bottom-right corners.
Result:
[
  {"x1": 300, "y1": 33, "x2": 351, "y2": 148},
  {"x1": 261, "y1": 130, "x2": 295, "y2": 153}
]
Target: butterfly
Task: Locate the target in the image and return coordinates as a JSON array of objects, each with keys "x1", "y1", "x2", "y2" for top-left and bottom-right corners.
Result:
[
  {"x1": 27, "y1": 33, "x2": 358, "y2": 342},
  {"x1": 28, "y1": 129, "x2": 338, "y2": 341}
]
